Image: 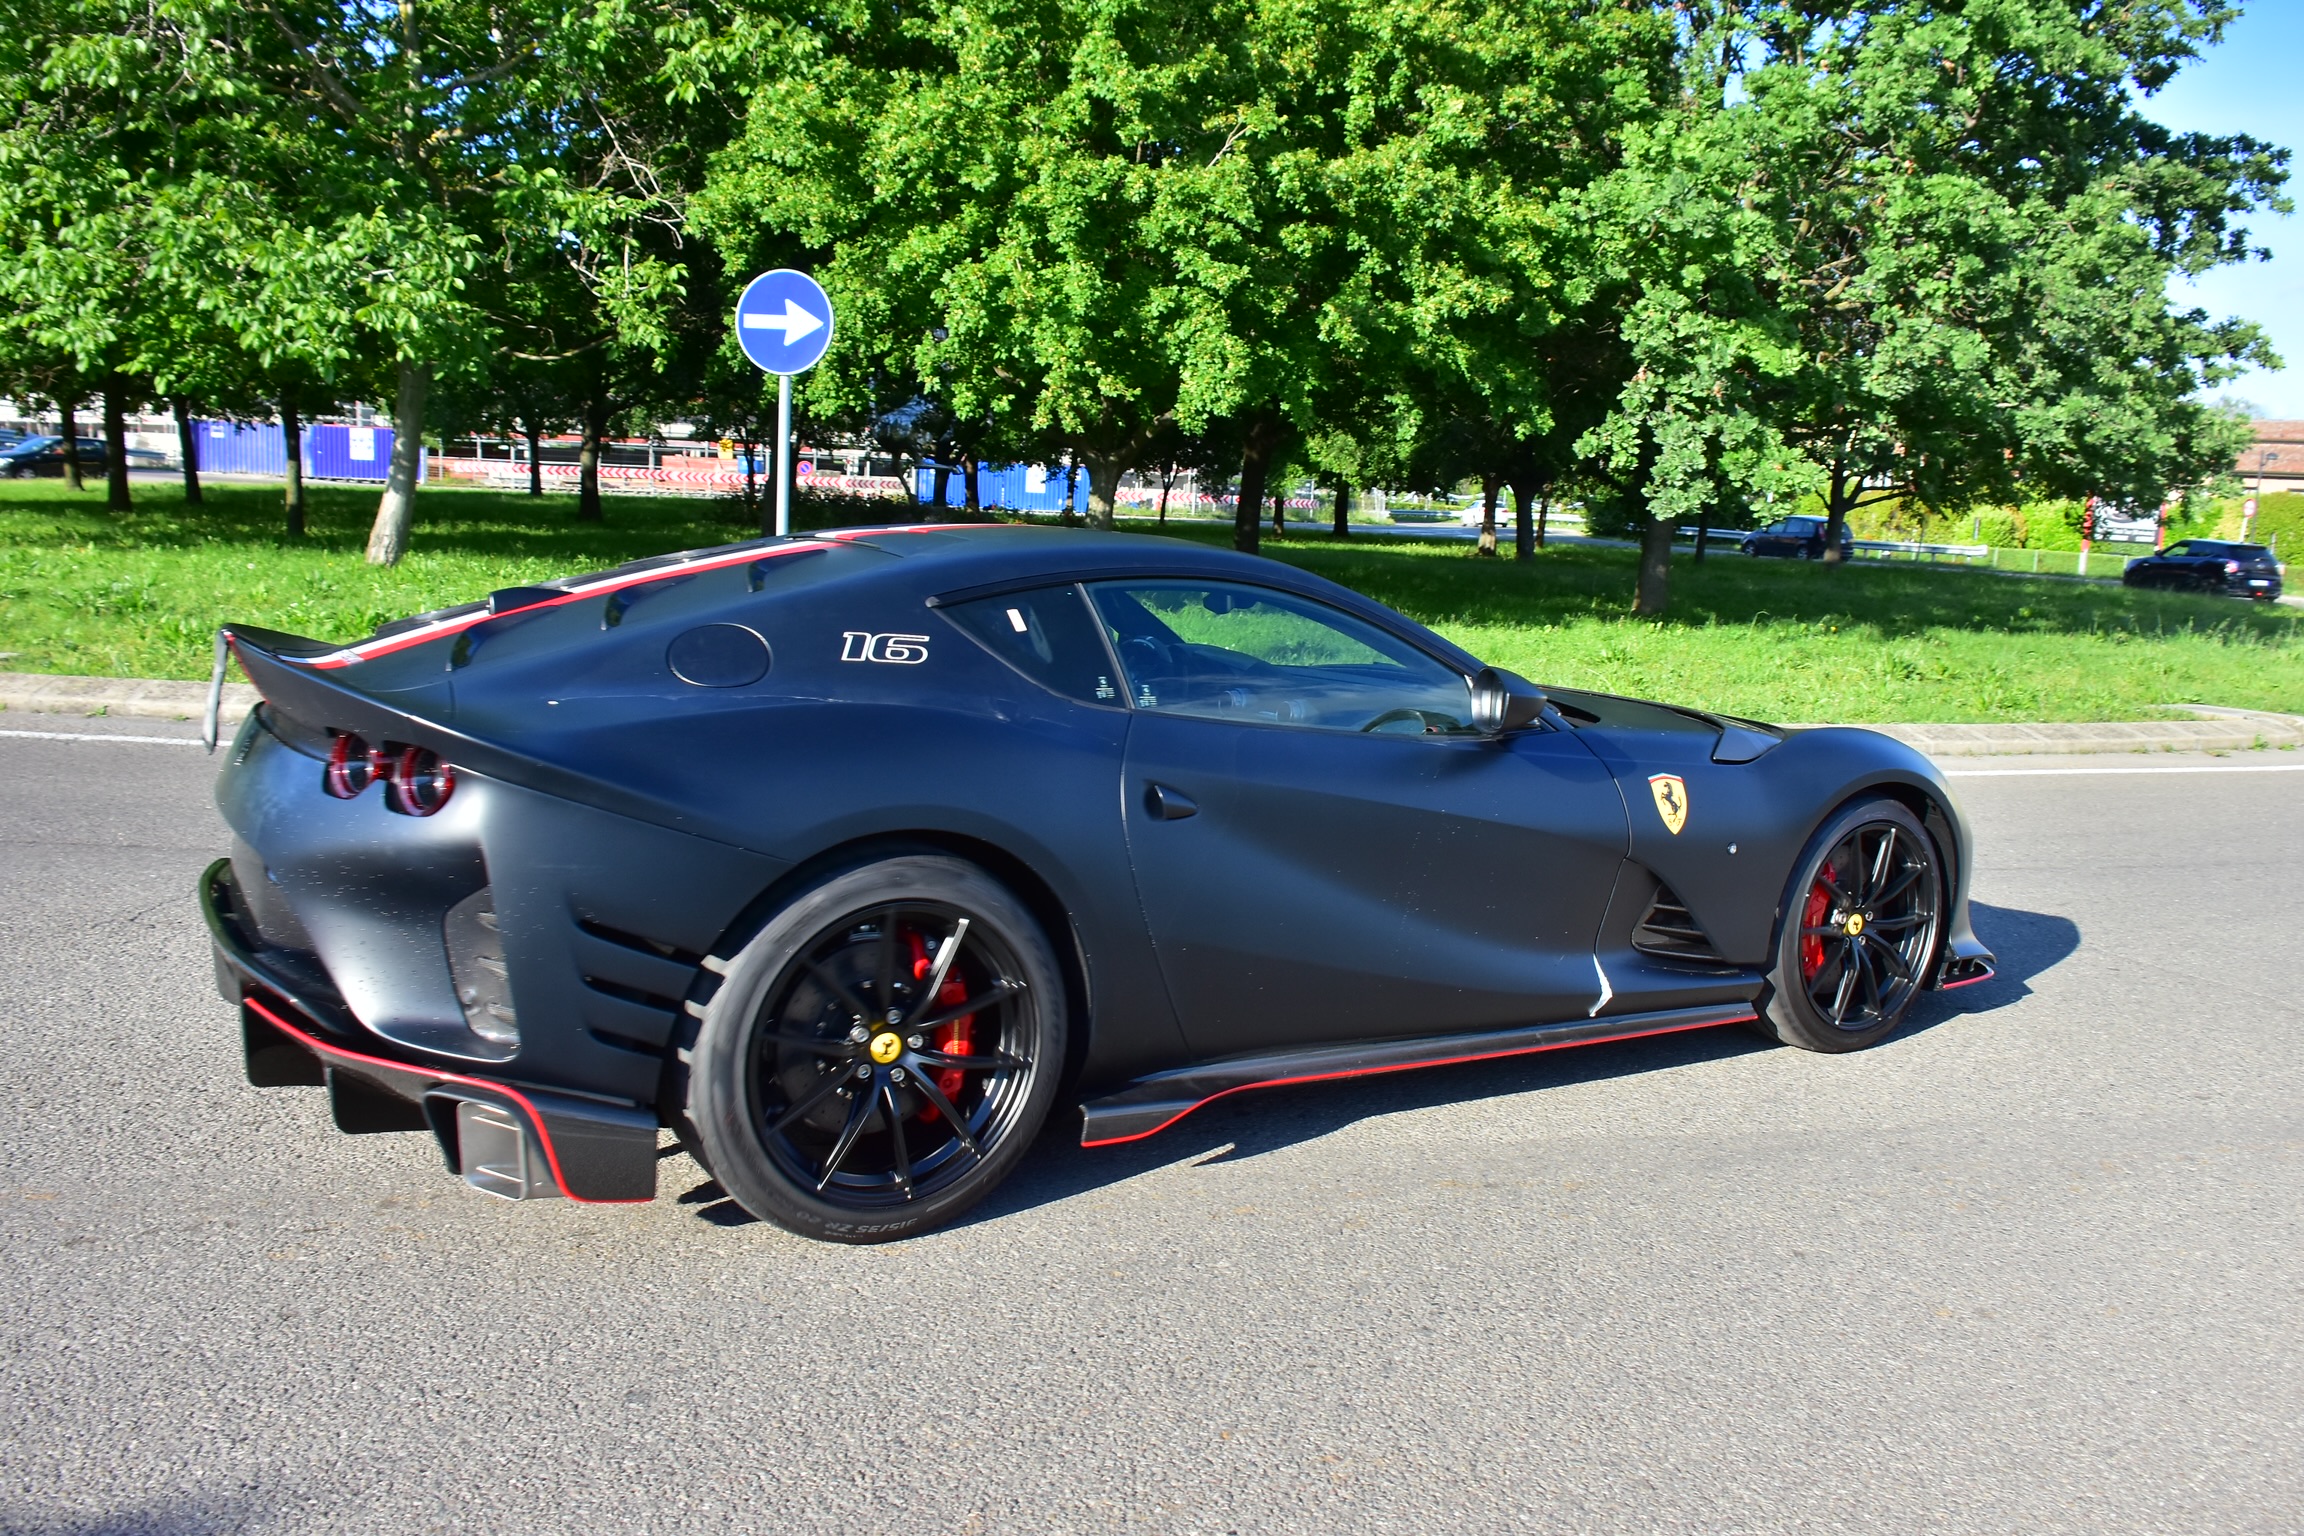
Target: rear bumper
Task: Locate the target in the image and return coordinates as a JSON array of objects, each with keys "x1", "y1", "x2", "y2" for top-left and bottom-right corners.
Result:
[{"x1": 202, "y1": 858, "x2": 659, "y2": 1202}]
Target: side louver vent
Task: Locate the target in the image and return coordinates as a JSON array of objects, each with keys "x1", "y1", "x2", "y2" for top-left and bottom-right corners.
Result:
[{"x1": 1631, "y1": 886, "x2": 1724, "y2": 962}]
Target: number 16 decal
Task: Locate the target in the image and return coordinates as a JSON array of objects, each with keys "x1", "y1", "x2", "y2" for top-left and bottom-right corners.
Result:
[{"x1": 841, "y1": 632, "x2": 931, "y2": 664}]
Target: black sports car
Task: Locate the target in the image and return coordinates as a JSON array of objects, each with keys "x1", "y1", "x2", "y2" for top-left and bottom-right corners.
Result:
[
  {"x1": 0, "y1": 435, "x2": 112, "y2": 477},
  {"x1": 2121, "y1": 539, "x2": 2283, "y2": 600},
  {"x1": 202, "y1": 525, "x2": 1995, "y2": 1242},
  {"x1": 1739, "y1": 515, "x2": 1856, "y2": 561}
]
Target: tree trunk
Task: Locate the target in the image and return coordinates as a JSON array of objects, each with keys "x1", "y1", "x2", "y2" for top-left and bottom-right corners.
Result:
[
  {"x1": 281, "y1": 395, "x2": 306, "y2": 539},
  {"x1": 576, "y1": 393, "x2": 607, "y2": 523},
  {"x1": 930, "y1": 442, "x2": 952, "y2": 516},
  {"x1": 1819, "y1": 464, "x2": 1851, "y2": 567},
  {"x1": 524, "y1": 419, "x2": 543, "y2": 497},
  {"x1": 1157, "y1": 466, "x2": 1176, "y2": 526},
  {"x1": 365, "y1": 361, "x2": 430, "y2": 565},
  {"x1": 1694, "y1": 506, "x2": 1709, "y2": 562},
  {"x1": 173, "y1": 397, "x2": 202, "y2": 505},
  {"x1": 1233, "y1": 427, "x2": 1275, "y2": 556},
  {"x1": 1510, "y1": 479, "x2": 1535, "y2": 559},
  {"x1": 1271, "y1": 476, "x2": 1286, "y2": 537},
  {"x1": 1084, "y1": 451, "x2": 1121, "y2": 531},
  {"x1": 60, "y1": 399, "x2": 84, "y2": 491},
  {"x1": 1058, "y1": 458, "x2": 1078, "y2": 524},
  {"x1": 1332, "y1": 480, "x2": 1352, "y2": 539},
  {"x1": 1476, "y1": 472, "x2": 1500, "y2": 557},
  {"x1": 1633, "y1": 511, "x2": 1674, "y2": 616},
  {"x1": 102, "y1": 383, "x2": 132, "y2": 511},
  {"x1": 1536, "y1": 490, "x2": 1549, "y2": 549}
]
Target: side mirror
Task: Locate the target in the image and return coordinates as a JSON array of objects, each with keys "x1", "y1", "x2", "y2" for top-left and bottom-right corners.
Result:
[{"x1": 1468, "y1": 667, "x2": 1548, "y2": 735}]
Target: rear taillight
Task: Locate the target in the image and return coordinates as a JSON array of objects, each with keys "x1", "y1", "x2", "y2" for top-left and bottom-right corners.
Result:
[
  {"x1": 388, "y1": 747, "x2": 455, "y2": 816},
  {"x1": 2224, "y1": 559, "x2": 2241, "y2": 574},
  {"x1": 323, "y1": 733, "x2": 455, "y2": 814},
  {"x1": 324, "y1": 733, "x2": 382, "y2": 798}
]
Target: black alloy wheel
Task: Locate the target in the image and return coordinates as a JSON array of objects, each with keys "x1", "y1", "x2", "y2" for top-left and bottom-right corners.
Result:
[
  {"x1": 681, "y1": 856, "x2": 1066, "y2": 1242},
  {"x1": 1754, "y1": 798, "x2": 1943, "y2": 1053}
]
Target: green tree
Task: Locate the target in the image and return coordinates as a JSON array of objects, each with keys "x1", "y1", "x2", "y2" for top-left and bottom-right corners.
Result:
[{"x1": 1589, "y1": 0, "x2": 2286, "y2": 614}]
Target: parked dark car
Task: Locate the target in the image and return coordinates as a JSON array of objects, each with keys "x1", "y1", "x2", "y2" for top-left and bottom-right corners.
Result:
[
  {"x1": 202, "y1": 525, "x2": 1996, "y2": 1243},
  {"x1": 1740, "y1": 516, "x2": 1856, "y2": 561},
  {"x1": 0, "y1": 434, "x2": 135, "y2": 478},
  {"x1": 2122, "y1": 539, "x2": 2284, "y2": 600}
]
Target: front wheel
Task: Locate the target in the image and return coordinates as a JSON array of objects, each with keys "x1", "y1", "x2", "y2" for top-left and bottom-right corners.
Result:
[
  {"x1": 681, "y1": 855, "x2": 1067, "y2": 1242},
  {"x1": 1753, "y1": 798, "x2": 1943, "y2": 1053}
]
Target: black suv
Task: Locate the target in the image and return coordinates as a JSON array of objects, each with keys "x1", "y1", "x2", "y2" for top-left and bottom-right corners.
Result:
[
  {"x1": 1740, "y1": 515, "x2": 1857, "y2": 561},
  {"x1": 2122, "y1": 539, "x2": 2284, "y2": 601}
]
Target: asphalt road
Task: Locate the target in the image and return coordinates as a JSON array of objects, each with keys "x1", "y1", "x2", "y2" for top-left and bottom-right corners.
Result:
[{"x1": 1, "y1": 717, "x2": 2298, "y2": 1535}]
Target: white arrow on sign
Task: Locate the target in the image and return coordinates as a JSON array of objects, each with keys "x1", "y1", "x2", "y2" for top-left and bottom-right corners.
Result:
[{"x1": 740, "y1": 298, "x2": 825, "y2": 346}]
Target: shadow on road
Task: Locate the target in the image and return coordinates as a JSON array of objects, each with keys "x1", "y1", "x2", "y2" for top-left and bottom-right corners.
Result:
[
  {"x1": 679, "y1": 899, "x2": 2083, "y2": 1234},
  {"x1": 0, "y1": 1494, "x2": 269, "y2": 1536}
]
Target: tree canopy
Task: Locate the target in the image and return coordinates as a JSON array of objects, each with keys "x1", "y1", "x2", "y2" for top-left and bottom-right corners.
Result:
[{"x1": 0, "y1": 0, "x2": 2283, "y2": 603}]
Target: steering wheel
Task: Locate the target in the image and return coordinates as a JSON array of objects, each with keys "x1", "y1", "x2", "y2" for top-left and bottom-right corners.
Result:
[{"x1": 1362, "y1": 707, "x2": 1452, "y2": 735}]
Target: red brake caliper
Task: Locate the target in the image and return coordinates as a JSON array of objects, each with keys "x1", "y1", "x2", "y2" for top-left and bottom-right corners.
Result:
[
  {"x1": 1800, "y1": 879, "x2": 1832, "y2": 979},
  {"x1": 907, "y1": 932, "x2": 975, "y2": 1122}
]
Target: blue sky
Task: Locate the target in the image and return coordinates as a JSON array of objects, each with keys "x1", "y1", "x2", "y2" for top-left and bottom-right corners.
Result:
[{"x1": 2145, "y1": 2, "x2": 2302, "y2": 418}]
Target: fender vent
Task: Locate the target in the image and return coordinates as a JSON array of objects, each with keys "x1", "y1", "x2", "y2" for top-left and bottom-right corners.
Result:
[{"x1": 1632, "y1": 886, "x2": 1723, "y2": 962}]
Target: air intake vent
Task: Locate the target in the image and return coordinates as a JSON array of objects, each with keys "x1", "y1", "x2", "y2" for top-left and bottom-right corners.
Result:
[{"x1": 1632, "y1": 885, "x2": 1723, "y2": 962}]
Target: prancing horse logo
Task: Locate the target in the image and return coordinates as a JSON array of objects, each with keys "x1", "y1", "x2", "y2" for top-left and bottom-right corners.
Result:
[{"x1": 1648, "y1": 773, "x2": 1689, "y2": 835}]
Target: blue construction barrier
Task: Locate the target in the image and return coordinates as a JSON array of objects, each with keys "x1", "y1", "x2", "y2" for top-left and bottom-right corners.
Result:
[
  {"x1": 914, "y1": 463, "x2": 1075, "y2": 513},
  {"x1": 195, "y1": 421, "x2": 419, "y2": 482}
]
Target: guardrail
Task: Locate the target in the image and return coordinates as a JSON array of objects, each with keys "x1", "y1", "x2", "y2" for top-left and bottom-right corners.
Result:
[{"x1": 1673, "y1": 525, "x2": 1988, "y2": 559}]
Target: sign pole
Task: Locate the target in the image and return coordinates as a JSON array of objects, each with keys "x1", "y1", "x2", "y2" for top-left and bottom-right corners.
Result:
[
  {"x1": 775, "y1": 373, "x2": 793, "y2": 537},
  {"x1": 732, "y1": 267, "x2": 833, "y2": 537}
]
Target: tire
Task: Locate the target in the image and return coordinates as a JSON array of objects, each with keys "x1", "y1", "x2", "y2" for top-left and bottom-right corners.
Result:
[
  {"x1": 680, "y1": 855, "x2": 1068, "y2": 1242},
  {"x1": 1799, "y1": 546, "x2": 1816, "y2": 560},
  {"x1": 1752, "y1": 798, "x2": 1943, "y2": 1053}
]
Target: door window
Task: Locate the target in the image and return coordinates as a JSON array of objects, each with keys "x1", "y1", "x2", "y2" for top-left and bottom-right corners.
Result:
[
  {"x1": 940, "y1": 585, "x2": 1123, "y2": 705},
  {"x1": 1087, "y1": 580, "x2": 1474, "y2": 733}
]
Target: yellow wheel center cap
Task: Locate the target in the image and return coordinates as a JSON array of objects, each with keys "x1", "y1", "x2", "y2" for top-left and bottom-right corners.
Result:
[
  {"x1": 868, "y1": 1032, "x2": 904, "y2": 1065},
  {"x1": 1844, "y1": 913, "x2": 1866, "y2": 936}
]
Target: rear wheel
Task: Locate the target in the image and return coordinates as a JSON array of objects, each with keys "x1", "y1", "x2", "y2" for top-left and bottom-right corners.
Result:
[
  {"x1": 1754, "y1": 799, "x2": 1942, "y2": 1053},
  {"x1": 682, "y1": 856, "x2": 1066, "y2": 1242}
]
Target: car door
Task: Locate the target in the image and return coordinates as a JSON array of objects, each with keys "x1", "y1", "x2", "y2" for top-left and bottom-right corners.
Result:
[{"x1": 1090, "y1": 579, "x2": 1630, "y2": 1059}]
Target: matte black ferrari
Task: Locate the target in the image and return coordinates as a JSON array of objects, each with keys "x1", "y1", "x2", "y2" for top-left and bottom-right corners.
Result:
[{"x1": 202, "y1": 524, "x2": 1995, "y2": 1241}]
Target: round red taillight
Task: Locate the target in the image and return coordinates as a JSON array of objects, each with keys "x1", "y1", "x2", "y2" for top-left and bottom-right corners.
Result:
[
  {"x1": 324, "y1": 733, "x2": 381, "y2": 798},
  {"x1": 389, "y1": 746, "x2": 455, "y2": 816}
]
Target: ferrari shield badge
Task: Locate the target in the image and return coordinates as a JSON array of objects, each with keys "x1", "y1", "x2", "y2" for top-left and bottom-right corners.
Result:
[{"x1": 1648, "y1": 773, "x2": 1689, "y2": 835}]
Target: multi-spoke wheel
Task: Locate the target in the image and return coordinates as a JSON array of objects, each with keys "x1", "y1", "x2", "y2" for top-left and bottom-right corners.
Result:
[
  {"x1": 1754, "y1": 798, "x2": 1943, "y2": 1052},
  {"x1": 681, "y1": 856, "x2": 1066, "y2": 1242}
]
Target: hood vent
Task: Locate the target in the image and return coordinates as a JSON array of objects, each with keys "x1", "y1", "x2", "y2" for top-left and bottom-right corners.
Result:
[{"x1": 1632, "y1": 885, "x2": 1723, "y2": 962}]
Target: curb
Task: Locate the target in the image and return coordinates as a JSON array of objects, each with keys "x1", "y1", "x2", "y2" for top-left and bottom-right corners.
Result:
[
  {"x1": 0, "y1": 671, "x2": 257, "y2": 727},
  {"x1": 4, "y1": 671, "x2": 2301, "y2": 757},
  {"x1": 1844, "y1": 709, "x2": 2304, "y2": 757}
]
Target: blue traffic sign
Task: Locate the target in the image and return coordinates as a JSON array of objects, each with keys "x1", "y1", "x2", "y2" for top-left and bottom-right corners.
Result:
[{"x1": 734, "y1": 269, "x2": 835, "y2": 375}]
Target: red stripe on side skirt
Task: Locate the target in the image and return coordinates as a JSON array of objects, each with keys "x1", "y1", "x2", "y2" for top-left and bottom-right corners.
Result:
[{"x1": 1079, "y1": 1012, "x2": 1753, "y2": 1149}]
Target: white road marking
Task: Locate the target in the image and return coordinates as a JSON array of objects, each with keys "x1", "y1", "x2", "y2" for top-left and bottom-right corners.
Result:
[
  {"x1": 1947, "y1": 761, "x2": 2304, "y2": 777},
  {"x1": 0, "y1": 728, "x2": 202, "y2": 746}
]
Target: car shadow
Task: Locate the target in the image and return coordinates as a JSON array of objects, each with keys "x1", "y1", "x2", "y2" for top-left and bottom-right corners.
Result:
[
  {"x1": 959, "y1": 898, "x2": 2084, "y2": 1229},
  {"x1": 682, "y1": 899, "x2": 2083, "y2": 1234}
]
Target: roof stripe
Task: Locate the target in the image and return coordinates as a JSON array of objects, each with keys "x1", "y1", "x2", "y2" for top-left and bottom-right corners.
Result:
[{"x1": 296, "y1": 541, "x2": 825, "y2": 670}]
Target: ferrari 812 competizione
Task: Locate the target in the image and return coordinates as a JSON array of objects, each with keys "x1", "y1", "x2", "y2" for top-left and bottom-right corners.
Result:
[{"x1": 201, "y1": 524, "x2": 1993, "y2": 1241}]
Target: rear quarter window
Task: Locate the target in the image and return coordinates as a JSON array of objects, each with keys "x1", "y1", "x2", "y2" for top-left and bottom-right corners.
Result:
[{"x1": 940, "y1": 586, "x2": 1123, "y2": 706}]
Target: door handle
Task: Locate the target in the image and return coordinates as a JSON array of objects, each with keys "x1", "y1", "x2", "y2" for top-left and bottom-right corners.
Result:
[{"x1": 1144, "y1": 782, "x2": 1198, "y2": 821}]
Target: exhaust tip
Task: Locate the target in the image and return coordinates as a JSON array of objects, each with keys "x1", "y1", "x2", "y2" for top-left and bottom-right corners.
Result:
[{"x1": 454, "y1": 1099, "x2": 561, "y2": 1200}]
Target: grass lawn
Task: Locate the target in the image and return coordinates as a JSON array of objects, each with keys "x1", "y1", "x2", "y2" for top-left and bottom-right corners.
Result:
[{"x1": 3, "y1": 477, "x2": 2300, "y2": 724}]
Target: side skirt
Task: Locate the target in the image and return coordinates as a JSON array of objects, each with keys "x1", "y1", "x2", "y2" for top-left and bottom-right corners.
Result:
[{"x1": 1078, "y1": 1002, "x2": 1758, "y2": 1148}]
